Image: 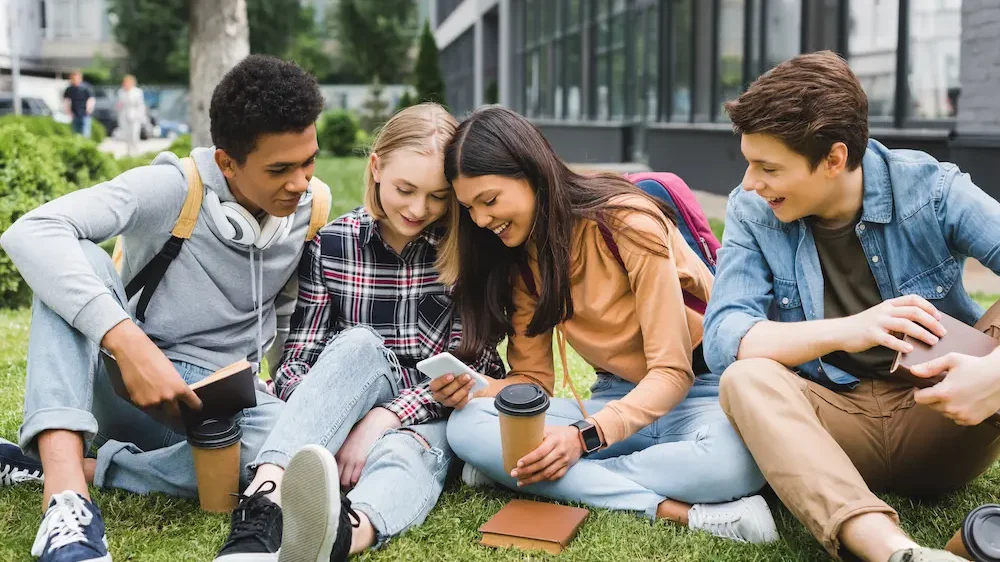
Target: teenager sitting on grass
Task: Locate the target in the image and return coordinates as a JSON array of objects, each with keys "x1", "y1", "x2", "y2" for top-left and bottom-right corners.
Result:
[
  {"x1": 0, "y1": 55, "x2": 326, "y2": 562},
  {"x1": 434, "y1": 106, "x2": 777, "y2": 544},
  {"x1": 704, "y1": 50, "x2": 1000, "y2": 562},
  {"x1": 211, "y1": 103, "x2": 506, "y2": 562}
]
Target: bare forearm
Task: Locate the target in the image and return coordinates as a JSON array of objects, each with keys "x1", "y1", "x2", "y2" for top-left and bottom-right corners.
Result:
[{"x1": 738, "y1": 318, "x2": 845, "y2": 367}]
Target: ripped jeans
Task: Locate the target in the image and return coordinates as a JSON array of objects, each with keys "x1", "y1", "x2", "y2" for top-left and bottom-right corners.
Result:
[{"x1": 253, "y1": 326, "x2": 451, "y2": 548}]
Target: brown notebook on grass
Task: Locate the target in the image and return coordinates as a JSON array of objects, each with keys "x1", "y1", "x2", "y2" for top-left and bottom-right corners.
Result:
[
  {"x1": 479, "y1": 499, "x2": 589, "y2": 555},
  {"x1": 890, "y1": 312, "x2": 1000, "y2": 429},
  {"x1": 101, "y1": 350, "x2": 257, "y2": 433}
]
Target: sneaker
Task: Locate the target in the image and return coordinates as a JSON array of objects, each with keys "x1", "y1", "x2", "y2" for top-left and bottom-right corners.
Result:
[
  {"x1": 213, "y1": 481, "x2": 283, "y2": 561},
  {"x1": 1, "y1": 438, "x2": 44, "y2": 486},
  {"x1": 30, "y1": 491, "x2": 111, "y2": 562},
  {"x1": 278, "y1": 446, "x2": 361, "y2": 562},
  {"x1": 888, "y1": 548, "x2": 969, "y2": 562},
  {"x1": 460, "y1": 463, "x2": 494, "y2": 488},
  {"x1": 687, "y1": 495, "x2": 779, "y2": 544}
]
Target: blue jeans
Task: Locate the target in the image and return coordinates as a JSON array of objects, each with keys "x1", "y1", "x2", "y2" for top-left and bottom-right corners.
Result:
[
  {"x1": 18, "y1": 240, "x2": 283, "y2": 497},
  {"x1": 254, "y1": 326, "x2": 452, "y2": 548},
  {"x1": 71, "y1": 115, "x2": 92, "y2": 138},
  {"x1": 447, "y1": 373, "x2": 766, "y2": 519}
]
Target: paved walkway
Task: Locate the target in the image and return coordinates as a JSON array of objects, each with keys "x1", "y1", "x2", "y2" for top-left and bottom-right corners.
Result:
[{"x1": 574, "y1": 162, "x2": 1000, "y2": 295}]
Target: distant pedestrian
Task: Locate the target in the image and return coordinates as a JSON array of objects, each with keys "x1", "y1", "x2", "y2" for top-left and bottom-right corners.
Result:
[
  {"x1": 117, "y1": 74, "x2": 146, "y2": 156},
  {"x1": 63, "y1": 70, "x2": 94, "y2": 137}
]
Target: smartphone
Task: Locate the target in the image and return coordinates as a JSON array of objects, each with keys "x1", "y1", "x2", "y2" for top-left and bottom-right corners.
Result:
[{"x1": 416, "y1": 352, "x2": 490, "y2": 393}]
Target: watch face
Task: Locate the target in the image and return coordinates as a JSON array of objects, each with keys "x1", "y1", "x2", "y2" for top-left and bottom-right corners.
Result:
[{"x1": 579, "y1": 425, "x2": 602, "y2": 452}]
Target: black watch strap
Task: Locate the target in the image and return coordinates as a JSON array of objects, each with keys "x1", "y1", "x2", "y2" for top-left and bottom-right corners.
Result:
[{"x1": 572, "y1": 420, "x2": 603, "y2": 456}]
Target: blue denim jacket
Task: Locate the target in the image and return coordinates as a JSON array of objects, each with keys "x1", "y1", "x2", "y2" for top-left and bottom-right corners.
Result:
[{"x1": 703, "y1": 139, "x2": 1000, "y2": 388}]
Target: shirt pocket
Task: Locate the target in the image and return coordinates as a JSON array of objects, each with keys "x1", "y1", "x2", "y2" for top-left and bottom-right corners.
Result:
[
  {"x1": 897, "y1": 256, "x2": 960, "y2": 301},
  {"x1": 773, "y1": 278, "x2": 806, "y2": 322},
  {"x1": 417, "y1": 293, "x2": 454, "y2": 351}
]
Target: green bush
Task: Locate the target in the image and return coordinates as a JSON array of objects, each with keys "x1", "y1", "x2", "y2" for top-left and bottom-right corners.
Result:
[
  {"x1": 49, "y1": 135, "x2": 119, "y2": 187},
  {"x1": 317, "y1": 110, "x2": 360, "y2": 157},
  {"x1": 0, "y1": 124, "x2": 72, "y2": 308},
  {"x1": 0, "y1": 115, "x2": 72, "y2": 138},
  {"x1": 90, "y1": 119, "x2": 107, "y2": 144},
  {"x1": 167, "y1": 134, "x2": 192, "y2": 157}
]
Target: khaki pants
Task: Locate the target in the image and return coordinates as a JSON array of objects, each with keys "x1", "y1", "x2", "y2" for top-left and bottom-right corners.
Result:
[{"x1": 719, "y1": 306, "x2": 1000, "y2": 558}]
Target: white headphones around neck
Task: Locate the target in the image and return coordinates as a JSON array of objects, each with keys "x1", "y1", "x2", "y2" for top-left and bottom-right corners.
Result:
[{"x1": 203, "y1": 190, "x2": 294, "y2": 249}]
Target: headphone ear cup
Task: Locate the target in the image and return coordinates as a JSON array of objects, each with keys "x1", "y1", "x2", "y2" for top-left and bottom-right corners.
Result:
[
  {"x1": 220, "y1": 201, "x2": 260, "y2": 246},
  {"x1": 255, "y1": 215, "x2": 290, "y2": 249}
]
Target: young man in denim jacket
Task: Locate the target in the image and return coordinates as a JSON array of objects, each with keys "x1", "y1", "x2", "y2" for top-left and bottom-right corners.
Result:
[{"x1": 704, "y1": 50, "x2": 1000, "y2": 562}]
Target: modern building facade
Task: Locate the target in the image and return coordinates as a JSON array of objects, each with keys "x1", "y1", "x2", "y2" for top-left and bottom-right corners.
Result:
[{"x1": 431, "y1": 0, "x2": 1000, "y2": 198}]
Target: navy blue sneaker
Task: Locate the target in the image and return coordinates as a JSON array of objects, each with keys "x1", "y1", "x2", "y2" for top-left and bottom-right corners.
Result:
[
  {"x1": 0, "y1": 438, "x2": 43, "y2": 486},
  {"x1": 31, "y1": 491, "x2": 111, "y2": 562}
]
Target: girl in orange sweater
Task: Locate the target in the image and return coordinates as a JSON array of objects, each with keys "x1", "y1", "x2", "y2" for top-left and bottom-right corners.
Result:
[{"x1": 434, "y1": 107, "x2": 774, "y2": 543}]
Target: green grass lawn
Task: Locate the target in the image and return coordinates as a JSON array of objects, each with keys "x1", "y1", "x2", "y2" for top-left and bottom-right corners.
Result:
[{"x1": 3, "y1": 157, "x2": 1000, "y2": 561}]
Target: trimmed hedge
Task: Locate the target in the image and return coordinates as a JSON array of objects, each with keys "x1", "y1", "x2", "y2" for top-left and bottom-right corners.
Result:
[{"x1": 317, "y1": 110, "x2": 361, "y2": 157}]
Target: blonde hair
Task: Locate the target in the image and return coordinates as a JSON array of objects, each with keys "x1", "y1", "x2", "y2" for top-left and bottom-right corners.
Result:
[{"x1": 364, "y1": 102, "x2": 460, "y2": 278}]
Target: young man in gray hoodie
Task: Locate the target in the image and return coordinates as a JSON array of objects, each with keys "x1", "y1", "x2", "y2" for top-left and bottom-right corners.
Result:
[{"x1": 0, "y1": 55, "x2": 326, "y2": 562}]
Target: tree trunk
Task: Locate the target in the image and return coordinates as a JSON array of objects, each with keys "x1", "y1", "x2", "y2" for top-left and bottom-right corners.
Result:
[{"x1": 189, "y1": 0, "x2": 250, "y2": 148}]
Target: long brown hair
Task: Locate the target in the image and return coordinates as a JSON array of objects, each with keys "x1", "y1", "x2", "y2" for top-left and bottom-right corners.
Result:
[{"x1": 439, "y1": 106, "x2": 676, "y2": 357}]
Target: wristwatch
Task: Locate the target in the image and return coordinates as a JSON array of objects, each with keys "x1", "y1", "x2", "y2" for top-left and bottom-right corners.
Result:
[{"x1": 571, "y1": 419, "x2": 603, "y2": 457}]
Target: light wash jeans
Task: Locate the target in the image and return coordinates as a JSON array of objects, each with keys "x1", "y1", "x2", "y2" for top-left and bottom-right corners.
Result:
[
  {"x1": 447, "y1": 373, "x2": 766, "y2": 519},
  {"x1": 18, "y1": 240, "x2": 283, "y2": 497},
  {"x1": 253, "y1": 326, "x2": 452, "y2": 549}
]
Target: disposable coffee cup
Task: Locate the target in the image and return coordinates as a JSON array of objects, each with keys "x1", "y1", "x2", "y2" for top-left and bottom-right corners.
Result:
[
  {"x1": 495, "y1": 384, "x2": 550, "y2": 474},
  {"x1": 946, "y1": 504, "x2": 1000, "y2": 562},
  {"x1": 187, "y1": 418, "x2": 242, "y2": 513}
]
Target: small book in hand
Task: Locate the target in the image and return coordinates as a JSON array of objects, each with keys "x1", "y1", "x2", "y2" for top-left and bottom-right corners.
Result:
[
  {"x1": 479, "y1": 499, "x2": 589, "y2": 555},
  {"x1": 890, "y1": 311, "x2": 1000, "y2": 428},
  {"x1": 100, "y1": 350, "x2": 257, "y2": 433}
]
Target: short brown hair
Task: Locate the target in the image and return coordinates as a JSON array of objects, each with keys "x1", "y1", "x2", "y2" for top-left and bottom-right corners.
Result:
[{"x1": 725, "y1": 50, "x2": 868, "y2": 170}]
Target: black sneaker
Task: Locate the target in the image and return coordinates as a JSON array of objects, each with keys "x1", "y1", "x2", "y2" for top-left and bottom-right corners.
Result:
[
  {"x1": 278, "y1": 446, "x2": 361, "y2": 562},
  {"x1": 213, "y1": 481, "x2": 283, "y2": 562},
  {"x1": 0, "y1": 438, "x2": 44, "y2": 486}
]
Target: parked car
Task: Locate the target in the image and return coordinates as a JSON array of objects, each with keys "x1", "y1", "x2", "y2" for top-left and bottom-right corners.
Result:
[{"x1": 0, "y1": 94, "x2": 53, "y2": 117}]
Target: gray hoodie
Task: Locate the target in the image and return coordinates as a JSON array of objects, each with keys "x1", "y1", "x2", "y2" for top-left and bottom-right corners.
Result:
[{"x1": 1, "y1": 147, "x2": 316, "y2": 371}]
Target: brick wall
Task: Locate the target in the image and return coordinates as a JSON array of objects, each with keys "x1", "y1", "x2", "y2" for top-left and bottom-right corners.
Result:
[{"x1": 958, "y1": 0, "x2": 1000, "y2": 135}]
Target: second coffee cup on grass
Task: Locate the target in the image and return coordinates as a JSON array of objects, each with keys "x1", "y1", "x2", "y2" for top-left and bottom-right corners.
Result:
[
  {"x1": 495, "y1": 383, "x2": 550, "y2": 474},
  {"x1": 188, "y1": 418, "x2": 242, "y2": 513}
]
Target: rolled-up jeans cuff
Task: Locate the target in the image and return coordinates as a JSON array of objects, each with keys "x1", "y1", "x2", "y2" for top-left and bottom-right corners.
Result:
[
  {"x1": 18, "y1": 407, "x2": 99, "y2": 460},
  {"x1": 249, "y1": 449, "x2": 293, "y2": 474},
  {"x1": 350, "y1": 501, "x2": 391, "y2": 550},
  {"x1": 821, "y1": 500, "x2": 899, "y2": 559}
]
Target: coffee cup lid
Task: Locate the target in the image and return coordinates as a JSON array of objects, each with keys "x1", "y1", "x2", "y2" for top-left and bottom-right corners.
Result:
[
  {"x1": 495, "y1": 383, "x2": 550, "y2": 417},
  {"x1": 187, "y1": 418, "x2": 242, "y2": 449},
  {"x1": 963, "y1": 504, "x2": 1000, "y2": 562}
]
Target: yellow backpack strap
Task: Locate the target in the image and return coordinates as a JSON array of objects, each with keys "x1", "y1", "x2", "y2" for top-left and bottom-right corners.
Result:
[
  {"x1": 171, "y1": 157, "x2": 204, "y2": 238},
  {"x1": 112, "y1": 157, "x2": 203, "y2": 273},
  {"x1": 306, "y1": 177, "x2": 331, "y2": 241}
]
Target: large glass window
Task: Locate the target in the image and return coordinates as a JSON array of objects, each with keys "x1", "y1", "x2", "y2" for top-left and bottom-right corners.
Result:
[
  {"x1": 693, "y1": 0, "x2": 714, "y2": 121},
  {"x1": 592, "y1": 0, "x2": 611, "y2": 120},
  {"x1": 717, "y1": 0, "x2": 745, "y2": 117},
  {"x1": 564, "y1": 0, "x2": 583, "y2": 120},
  {"x1": 631, "y1": 0, "x2": 658, "y2": 121},
  {"x1": 849, "y1": 0, "x2": 899, "y2": 118},
  {"x1": 765, "y1": 0, "x2": 801, "y2": 69},
  {"x1": 908, "y1": 0, "x2": 962, "y2": 119},
  {"x1": 670, "y1": 0, "x2": 693, "y2": 121},
  {"x1": 609, "y1": 2, "x2": 627, "y2": 119}
]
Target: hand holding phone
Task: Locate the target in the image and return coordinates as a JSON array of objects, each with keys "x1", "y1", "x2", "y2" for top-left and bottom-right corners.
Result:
[{"x1": 418, "y1": 352, "x2": 490, "y2": 409}]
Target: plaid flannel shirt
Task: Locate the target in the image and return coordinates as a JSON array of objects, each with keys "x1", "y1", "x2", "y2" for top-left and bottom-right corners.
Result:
[{"x1": 273, "y1": 207, "x2": 505, "y2": 426}]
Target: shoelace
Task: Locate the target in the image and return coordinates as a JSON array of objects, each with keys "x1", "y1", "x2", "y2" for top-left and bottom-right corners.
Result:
[
  {"x1": 330, "y1": 495, "x2": 363, "y2": 562},
  {"x1": 30, "y1": 493, "x2": 94, "y2": 556},
  {"x1": 224, "y1": 481, "x2": 280, "y2": 545},
  {"x1": 1, "y1": 464, "x2": 42, "y2": 486},
  {"x1": 343, "y1": 494, "x2": 361, "y2": 529},
  {"x1": 691, "y1": 505, "x2": 743, "y2": 542}
]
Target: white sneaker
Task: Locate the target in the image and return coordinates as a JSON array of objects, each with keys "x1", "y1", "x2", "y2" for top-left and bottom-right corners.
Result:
[
  {"x1": 460, "y1": 463, "x2": 495, "y2": 488},
  {"x1": 687, "y1": 495, "x2": 779, "y2": 544}
]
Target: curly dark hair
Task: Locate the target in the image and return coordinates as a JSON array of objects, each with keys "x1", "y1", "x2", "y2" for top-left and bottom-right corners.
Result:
[{"x1": 210, "y1": 54, "x2": 325, "y2": 164}]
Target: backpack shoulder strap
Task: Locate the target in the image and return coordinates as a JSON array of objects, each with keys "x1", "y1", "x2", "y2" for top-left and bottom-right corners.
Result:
[
  {"x1": 170, "y1": 157, "x2": 204, "y2": 238},
  {"x1": 306, "y1": 177, "x2": 332, "y2": 241},
  {"x1": 112, "y1": 157, "x2": 203, "y2": 272}
]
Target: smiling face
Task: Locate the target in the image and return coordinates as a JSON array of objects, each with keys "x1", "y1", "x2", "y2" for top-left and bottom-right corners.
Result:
[
  {"x1": 739, "y1": 132, "x2": 839, "y2": 223},
  {"x1": 371, "y1": 149, "x2": 452, "y2": 247},
  {"x1": 216, "y1": 124, "x2": 319, "y2": 217},
  {"x1": 451, "y1": 174, "x2": 537, "y2": 247}
]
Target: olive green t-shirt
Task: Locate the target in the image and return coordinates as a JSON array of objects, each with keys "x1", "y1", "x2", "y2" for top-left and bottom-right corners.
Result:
[{"x1": 812, "y1": 214, "x2": 895, "y2": 378}]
